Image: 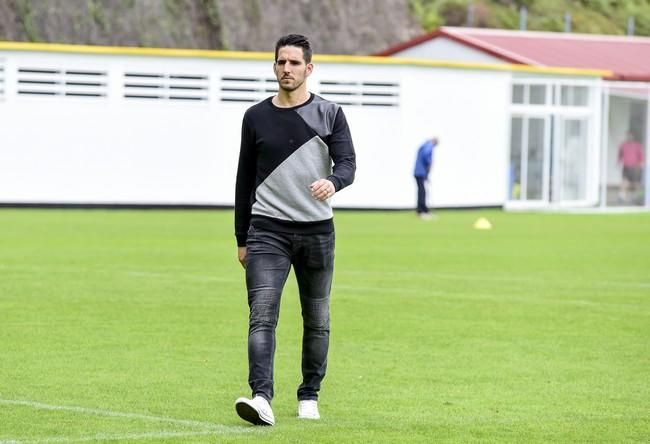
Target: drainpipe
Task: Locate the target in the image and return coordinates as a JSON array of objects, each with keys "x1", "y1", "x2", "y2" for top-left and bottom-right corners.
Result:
[
  {"x1": 646, "y1": 86, "x2": 650, "y2": 207},
  {"x1": 564, "y1": 12, "x2": 571, "y2": 33},
  {"x1": 600, "y1": 84, "x2": 609, "y2": 208},
  {"x1": 466, "y1": 3, "x2": 475, "y2": 27},
  {"x1": 627, "y1": 16, "x2": 635, "y2": 36}
]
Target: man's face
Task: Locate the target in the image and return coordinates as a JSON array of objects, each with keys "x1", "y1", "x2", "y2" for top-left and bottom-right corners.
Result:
[{"x1": 274, "y1": 46, "x2": 313, "y2": 92}]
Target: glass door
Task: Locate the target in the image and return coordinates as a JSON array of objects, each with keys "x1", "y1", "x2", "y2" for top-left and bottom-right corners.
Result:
[
  {"x1": 509, "y1": 115, "x2": 550, "y2": 203},
  {"x1": 509, "y1": 79, "x2": 600, "y2": 209},
  {"x1": 553, "y1": 117, "x2": 590, "y2": 204},
  {"x1": 603, "y1": 88, "x2": 648, "y2": 207}
]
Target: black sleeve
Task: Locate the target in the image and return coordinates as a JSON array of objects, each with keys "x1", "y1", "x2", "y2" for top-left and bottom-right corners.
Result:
[
  {"x1": 234, "y1": 114, "x2": 256, "y2": 246},
  {"x1": 326, "y1": 107, "x2": 356, "y2": 191}
]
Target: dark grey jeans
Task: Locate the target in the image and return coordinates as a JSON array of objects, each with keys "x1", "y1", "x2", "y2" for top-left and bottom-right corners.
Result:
[
  {"x1": 415, "y1": 176, "x2": 428, "y2": 214},
  {"x1": 245, "y1": 225, "x2": 334, "y2": 403}
]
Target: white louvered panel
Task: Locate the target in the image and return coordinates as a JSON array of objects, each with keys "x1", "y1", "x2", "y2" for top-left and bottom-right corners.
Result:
[
  {"x1": 167, "y1": 74, "x2": 208, "y2": 101},
  {"x1": 318, "y1": 80, "x2": 400, "y2": 107},
  {"x1": 17, "y1": 67, "x2": 107, "y2": 97},
  {"x1": 314, "y1": 93, "x2": 359, "y2": 106},
  {"x1": 124, "y1": 73, "x2": 167, "y2": 100},
  {"x1": 219, "y1": 76, "x2": 277, "y2": 103},
  {"x1": 63, "y1": 70, "x2": 108, "y2": 97},
  {"x1": 17, "y1": 68, "x2": 63, "y2": 96},
  {"x1": 124, "y1": 72, "x2": 209, "y2": 101},
  {"x1": 0, "y1": 61, "x2": 4, "y2": 100}
]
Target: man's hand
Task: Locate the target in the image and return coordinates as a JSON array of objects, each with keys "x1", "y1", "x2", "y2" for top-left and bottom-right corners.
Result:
[
  {"x1": 238, "y1": 246, "x2": 247, "y2": 269},
  {"x1": 310, "y1": 179, "x2": 335, "y2": 201}
]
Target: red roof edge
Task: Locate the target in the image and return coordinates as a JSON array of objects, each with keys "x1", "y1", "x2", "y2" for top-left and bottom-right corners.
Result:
[
  {"x1": 441, "y1": 30, "x2": 527, "y2": 64},
  {"x1": 606, "y1": 73, "x2": 650, "y2": 82},
  {"x1": 374, "y1": 28, "x2": 528, "y2": 65},
  {"x1": 374, "y1": 29, "x2": 443, "y2": 56},
  {"x1": 375, "y1": 27, "x2": 650, "y2": 81}
]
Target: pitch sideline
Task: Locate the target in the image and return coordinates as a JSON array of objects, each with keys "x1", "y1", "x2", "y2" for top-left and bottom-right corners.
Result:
[
  {"x1": 0, "y1": 430, "x2": 219, "y2": 444},
  {"x1": 0, "y1": 398, "x2": 252, "y2": 442}
]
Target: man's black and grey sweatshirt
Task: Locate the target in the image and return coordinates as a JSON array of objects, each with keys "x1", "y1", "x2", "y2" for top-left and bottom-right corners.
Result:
[{"x1": 235, "y1": 93, "x2": 356, "y2": 247}]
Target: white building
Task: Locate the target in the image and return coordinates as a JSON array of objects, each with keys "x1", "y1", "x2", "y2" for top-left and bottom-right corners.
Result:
[
  {"x1": 0, "y1": 40, "x2": 610, "y2": 209},
  {"x1": 378, "y1": 27, "x2": 650, "y2": 209}
]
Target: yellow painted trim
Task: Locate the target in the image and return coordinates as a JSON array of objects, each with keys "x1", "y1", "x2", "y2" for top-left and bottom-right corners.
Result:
[
  {"x1": 316, "y1": 54, "x2": 612, "y2": 77},
  {"x1": 0, "y1": 41, "x2": 612, "y2": 78},
  {"x1": 0, "y1": 41, "x2": 270, "y2": 60}
]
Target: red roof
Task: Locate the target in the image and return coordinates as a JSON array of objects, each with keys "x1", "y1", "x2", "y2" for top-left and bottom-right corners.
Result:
[{"x1": 376, "y1": 27, "x2": 650, "y2": 81}]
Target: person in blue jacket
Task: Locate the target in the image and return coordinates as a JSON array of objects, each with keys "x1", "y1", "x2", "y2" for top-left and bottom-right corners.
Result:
[{"x1": 413, "y1": 137, "x2": 438, "y2": 219}]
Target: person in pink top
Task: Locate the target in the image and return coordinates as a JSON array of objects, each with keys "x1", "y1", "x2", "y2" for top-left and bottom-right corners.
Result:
[{"x1": 618, "y1": 130, "x2": 645, "y2": 203}]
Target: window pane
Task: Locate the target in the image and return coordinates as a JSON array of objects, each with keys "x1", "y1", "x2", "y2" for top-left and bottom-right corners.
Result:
[
  {"x1": 529, "y1": 85, "x2": 546, "y2": 104},
  {"x1": 558, "y1": 118, "x2": 588, "y2": 201},
  {"x1": 526, "y1": 118, "x2": 545, "y2": 200},
  {"x1": 512, "y1": 84, "x2": 524, "y2": 104},
  {"x1": 510, "y1": 117, "x2": 523, "y2": 199},
  {"x1": 561, "y1": 85, "x2": 589, "y2": 106}
]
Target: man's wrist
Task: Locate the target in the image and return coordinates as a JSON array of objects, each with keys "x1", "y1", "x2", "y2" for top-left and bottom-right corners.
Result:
[{"x1": 236, "y1": 234, "x2": 247, "y2": 247}]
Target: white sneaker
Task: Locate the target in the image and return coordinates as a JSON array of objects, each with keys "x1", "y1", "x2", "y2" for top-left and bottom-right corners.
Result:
[
  {"x1": 297, "y1": 400, "x2": 320, "y2": 419},
  {"x1": 235, "y1": 395, "x2": 275, "y2": 426}
]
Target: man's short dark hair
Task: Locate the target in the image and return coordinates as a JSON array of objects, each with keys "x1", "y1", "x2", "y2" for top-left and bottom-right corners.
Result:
[{"x1": 275, "y1": 34, "x2": 312, "y2": 64}]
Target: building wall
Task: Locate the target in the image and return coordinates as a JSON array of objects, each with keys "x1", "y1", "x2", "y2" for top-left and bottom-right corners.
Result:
[
  {"x1": 400, "y1": 66, "x2": 510, "y2": 207},
  {"x1": 0, "y1": 47, "x2": 517, "y2": 208},
  {"x1": 389, "y1": 37, "x2": 505, "y2": 65}
]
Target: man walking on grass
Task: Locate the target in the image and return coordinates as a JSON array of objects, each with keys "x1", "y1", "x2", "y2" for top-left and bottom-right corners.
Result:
[{"x1": 233, "y1": 34, "x2": 356, "y2": 426}]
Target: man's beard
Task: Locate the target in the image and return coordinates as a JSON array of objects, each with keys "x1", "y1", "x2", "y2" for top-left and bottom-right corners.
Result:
[{"x1": 278, "y1": 77, "x2": 304, "y2": 92}]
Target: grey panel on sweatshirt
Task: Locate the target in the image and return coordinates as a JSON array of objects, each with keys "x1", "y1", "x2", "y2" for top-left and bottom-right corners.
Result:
[
  {"x1": 252, "y1": 136, "x2": 333, "y2": 222},
  {"x1": 295, "y1": 97, "x2": 340, "y2": 138}
]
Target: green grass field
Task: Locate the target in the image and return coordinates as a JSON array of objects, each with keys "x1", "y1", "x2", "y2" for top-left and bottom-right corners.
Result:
[{"x1": 1, "y1": 209, "x2": 648, "y2": 443}]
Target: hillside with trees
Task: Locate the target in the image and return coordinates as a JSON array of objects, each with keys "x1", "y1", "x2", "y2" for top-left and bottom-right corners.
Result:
[
  {"x1": 411, "y1": 0, "x2": 650, "y2": 36},
  {"x1": 0, "y1": 0, "x2": 648, "y2": 55}
]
